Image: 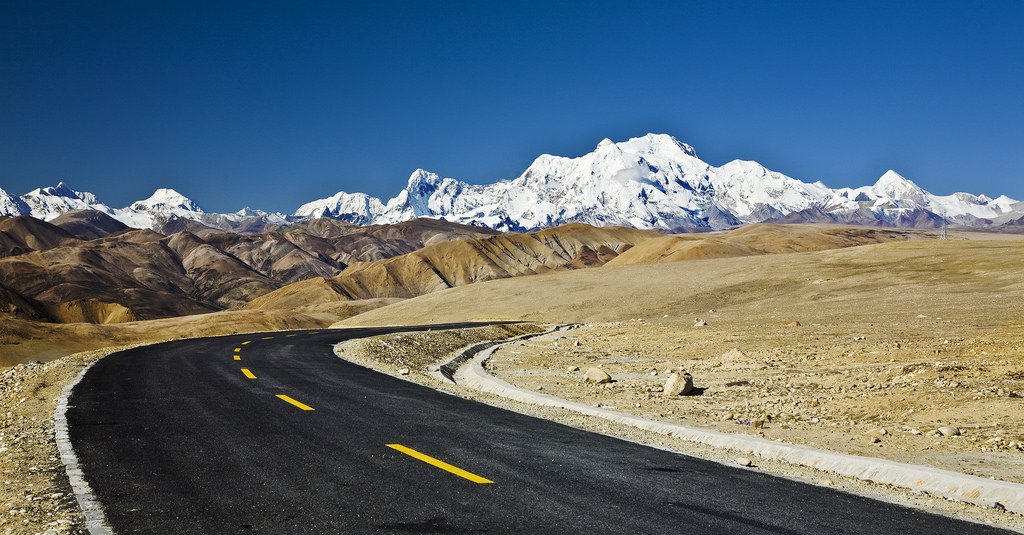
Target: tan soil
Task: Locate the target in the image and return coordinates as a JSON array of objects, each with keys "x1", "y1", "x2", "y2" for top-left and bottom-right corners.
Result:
[
  {"x1": 4, "y1": 227, "x2": 1024, "y2": 532},
  {"x1": 1, "y1": 347, "x2": 134, "y2": 535},
  {"x1": 337, "y1": 326, "x2": 1024, "y2": 532}
]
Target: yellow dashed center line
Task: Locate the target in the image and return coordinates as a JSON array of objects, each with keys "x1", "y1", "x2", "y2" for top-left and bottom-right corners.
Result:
[
  {"x1": 261, "y1": 337, "x2": 274, "y2": 340},
  {"x1": 286, "y1": 334, "x2": 298, "y2": 337},
  {"x1": 241, "y1": 341, "x2": 251, "y2": 345},
  {"x1": 307, "y1": 332, "x2": 319, "y2": 335},
  {"x1": 241, "y1": 368, "x2": 257, "y2": 379},
  {"x1": 234, "y1": 347, "x2": 241, "y2": 353},
  {"x1": 233, "y1": 355, "x2": 241, "y2": 361},
  {"x1": 386, "y1": 444, "x2": 493, "y2": 484},
  {"x1": 276, "y1": 395, "x2": 315, "y2": 411}
]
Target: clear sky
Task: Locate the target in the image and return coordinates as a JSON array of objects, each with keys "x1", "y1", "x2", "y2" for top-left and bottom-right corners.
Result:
[{"x1": 2, "y1": 1, "x2": 1022, "y2": 213}]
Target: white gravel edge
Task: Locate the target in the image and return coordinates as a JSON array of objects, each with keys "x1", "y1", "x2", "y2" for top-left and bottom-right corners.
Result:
[
  {"x1": 454, "y1": 328, "x2": 1024, "y2": 515},
  {"x1": 54, "y1": 360, "x2": 114, "y2": 535}
]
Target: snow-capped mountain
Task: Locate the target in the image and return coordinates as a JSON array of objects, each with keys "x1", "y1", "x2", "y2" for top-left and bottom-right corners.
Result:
[
  {"x1": 301, "y1": 134, "x2": 1021, "y2": 231},
  {"x1": 2, "y1": 134, "x2": 1021, "y2": 232},
  {"x1": 0, "y1": 187, "x2": 30, "y2": 216}
]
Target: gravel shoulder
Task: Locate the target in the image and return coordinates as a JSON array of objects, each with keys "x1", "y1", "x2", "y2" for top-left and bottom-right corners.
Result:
[{"x1": 1, "y1": 346, "x2": 141, "y2": 535}]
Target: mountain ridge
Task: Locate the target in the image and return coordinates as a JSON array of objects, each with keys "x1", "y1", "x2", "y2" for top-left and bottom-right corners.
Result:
[{"x1": 2, "y1": 134, "x2": 1021, "y2": 231}]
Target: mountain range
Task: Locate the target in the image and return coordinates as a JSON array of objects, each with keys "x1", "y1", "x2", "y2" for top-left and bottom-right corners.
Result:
[{"x1": 2, "y1": 134, "x2": 1021, "y2": 232}]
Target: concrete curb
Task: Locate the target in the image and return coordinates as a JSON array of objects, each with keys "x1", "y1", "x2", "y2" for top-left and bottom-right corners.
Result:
[
  {"x1": 454, "y1": 330, "x2": 1024, "y2": 515},
  {"x1": 55, "y1": 360, "x2": 114, "y2": 535}
]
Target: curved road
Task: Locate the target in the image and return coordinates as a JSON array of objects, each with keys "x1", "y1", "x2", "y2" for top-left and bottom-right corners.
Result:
[{"x1": 67, "y1": 327, "x2": 1009, "y2": 534}]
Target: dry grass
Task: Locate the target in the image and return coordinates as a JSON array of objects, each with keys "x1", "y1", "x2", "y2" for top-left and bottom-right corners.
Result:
[{"x1": 337, "y1": 230, "x2": 1024, "y2": 484}]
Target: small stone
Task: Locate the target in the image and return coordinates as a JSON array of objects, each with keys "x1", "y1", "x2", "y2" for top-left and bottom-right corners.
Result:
[
  {"x1": 397, "y1": 368, "x2": 410, "y2": 376},
  {"x1": 663, "y1": 372, "x2": 695, "y2": 396},
  {"x1": 871, "y1": 436, "x2": 881, "y2": 443},
  {"x1": 693, "y1": 319, "x2": 708, "y2": 327},
  {"x1": 722, "y1": 412, "x2": 735, "y2": 421},
  {"x1": 736, "y1": 457, "x2": 752, "y2": 467},
  {"x1": 938, "y1": 426, "x2": 961, "y2": 437},
  {"x1": 910, "y1": 429, "x2": 921, "y2": 435},
  {"x1": 567, "y1": 365, "x2": 580, "y2": 372},
  {"x1": 585, "y1": 367, "x2": 613, "y2": 384}
]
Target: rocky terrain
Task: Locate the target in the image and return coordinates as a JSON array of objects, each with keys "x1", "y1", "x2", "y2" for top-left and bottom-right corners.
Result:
[
  {"x1": 3, "y1": 222, "x2": 1024, "y2": 532},
  {"x1": 336, "y1": 324, "x2": 1024, "y2": 532},
  {"x1": 0, "y1": 215, "x2": 499, "y2": 324}
]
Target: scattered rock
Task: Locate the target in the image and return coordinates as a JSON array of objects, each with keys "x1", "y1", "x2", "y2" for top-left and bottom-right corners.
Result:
[
  {"x1": 397, "y1": 368, "x2": 410, "y2": 375},
  {"x1": 693, "y1": 319, "x2": 707, "y2": 327},
  {"x1": 722, "y1": 348, "x2": 745, "y2": 360},
  {"x1": 584, "y1": 367, "x2": 613, "y2": 384},
  {"x1": 938, "y1": 426, "x2": 961, "y2": 437},
  {"x1": 736, "y1": 457, "x2": 752, "y2": 467},
  {"x1": 567, "y1": 365, "x2": 580, "y2": 372},
  {"x1": 783, "y1": 321, "x2": 802, "y2": 327},
  {"x1": 871, "y1": 436, "x2": 882, "y2": 443},
  {"x1": 722, "y1": 412, "x2": 736, "y2": 421},
  {"x1": 663, "y1": 371, "x2": 694, "y2": 396}
]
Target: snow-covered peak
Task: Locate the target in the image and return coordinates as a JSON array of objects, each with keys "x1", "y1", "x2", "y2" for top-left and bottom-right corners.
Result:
[
  {"x1": 20, "y1": 183, "x2": 110, "y2": 221},
  {"x1": 0, "y1": 187, "x2": 30, "y2": 217},
  {"x1": 129, "y1": 188, "x2": 203, "y2": 214},
  {"x1": 617, "y1": 133, "x2": 698, "y2": 159},
  {"x1": 871, "y1": 170, "x2": 927, "y2": 205},
  {"x1": 293, "y1": 190, "x2": 386, "y2": 225}
]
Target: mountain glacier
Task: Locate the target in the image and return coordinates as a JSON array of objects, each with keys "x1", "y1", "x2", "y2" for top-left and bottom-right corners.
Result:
[{"x1": 2, "y1": 134, "x2": 1021, "y2": 232}]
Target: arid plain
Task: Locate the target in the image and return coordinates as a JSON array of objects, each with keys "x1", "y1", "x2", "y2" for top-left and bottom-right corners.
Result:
[{"x1": 3, "y1": 220, "x2": 1024, "y2": 532}]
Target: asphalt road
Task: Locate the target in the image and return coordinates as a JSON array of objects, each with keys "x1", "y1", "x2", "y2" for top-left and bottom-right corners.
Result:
[{"x1": 67, "y1": 327, "x2": 1010, "y2": 534}]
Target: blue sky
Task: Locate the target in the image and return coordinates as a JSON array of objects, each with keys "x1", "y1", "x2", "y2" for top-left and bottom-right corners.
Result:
[{"x1": 2, "y1": 1, "x2": 1021, "y2": 213}]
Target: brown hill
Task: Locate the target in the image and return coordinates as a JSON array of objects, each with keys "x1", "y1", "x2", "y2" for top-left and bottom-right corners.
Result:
[
  {"x1": 249, "y1": 223, "x2": 661, "y2": 308},
  {"x1": 607, "y1": 224, "x2": 907, "y2": 265},
  {"x1": 0, "y1": 216, "x2": 507, "y2": 324},
  {"x1": 0, "y1": 216, "x2": 80, "y2": 258},
  {"x1": 51, "y1": 210, "x2": 130, "y2": 240}
]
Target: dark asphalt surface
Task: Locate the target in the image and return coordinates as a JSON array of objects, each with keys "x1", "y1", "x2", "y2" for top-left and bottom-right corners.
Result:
[{"x1": 67, "y1": 326, "x2": 1010, "y2": 534}]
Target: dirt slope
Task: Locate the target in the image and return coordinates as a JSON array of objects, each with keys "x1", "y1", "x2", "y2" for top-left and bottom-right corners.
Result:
[{"x1": 249, "y1": 223, "x2": 661, "y2": 307}]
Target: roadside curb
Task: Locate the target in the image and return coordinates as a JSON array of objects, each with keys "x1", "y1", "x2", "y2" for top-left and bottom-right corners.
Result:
[
  {"x1": 55, "y1": 360, "x2": 114, "y2": 535},
  {"x1": 454, "y1": 328, "x2": 1024, "y2": 515}
]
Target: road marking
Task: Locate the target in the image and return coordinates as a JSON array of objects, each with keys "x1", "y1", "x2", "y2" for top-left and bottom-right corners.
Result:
[
  {"x1": 276, "y1": 395, "x2": 315, "y2": 411},
  {"x1": 286, "y1": 334, "x2": 298, "y2": 337},
  {"x1": 386, "y1": 444, "x2": 493, "y2": 484},
  {"x1": 261, "y1": 336, "x2": 274, "y2": 340},
  {"x1": 233, "y1": 355, "x2": 241, "y2": 361},
  {"x1": 241, "y1": 368, "x2": 257, "y2": 379},
  {"x1": 307, "y1": 331, "x2": 319, "y2": 335},
  {"x1": 234, "y1": 347, "x2": 241, "y2": 352},
  {"x1": 242, "y1": 341, "x2": 251, "y2": 345}
]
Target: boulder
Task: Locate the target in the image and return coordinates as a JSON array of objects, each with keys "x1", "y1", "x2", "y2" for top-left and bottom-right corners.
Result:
[
  {"x1": 663, "y1": 371, "x2": 694, "y2": 396},
  {"x1": 584, "y1": 367, "x2": 612, "y2": 384}
]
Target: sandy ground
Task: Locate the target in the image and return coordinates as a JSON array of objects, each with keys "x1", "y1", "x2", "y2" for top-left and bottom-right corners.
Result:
[{"x1": 487, "y1": 320, "x2": 1024, "y2": 484}]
